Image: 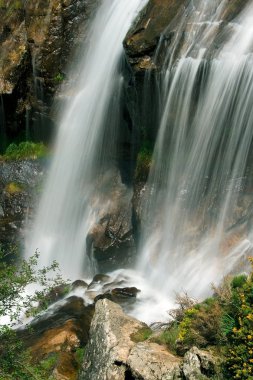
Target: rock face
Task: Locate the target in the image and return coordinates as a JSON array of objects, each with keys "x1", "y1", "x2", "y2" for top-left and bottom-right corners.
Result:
[
  {"x1": 0, "y1": 0, "x2": 97, "y2": 148},
  {"x1": 80, "y1": 300, "x2": 222, "y2": 380},
  {"x1": 86, "y1": 170, "x2": 135, "y2": 272},
  {"x1": 0, "y1": 159, "x2": 46, "y2": 248}
]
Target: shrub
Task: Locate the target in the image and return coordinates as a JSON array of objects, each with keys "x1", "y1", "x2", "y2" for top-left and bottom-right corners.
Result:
[
  {"x1": 224, "y1": 260, "x2": 253, "y2": 379},
  {"x1": 0, "y1": 247, "x2": 65, "y2": 379}
]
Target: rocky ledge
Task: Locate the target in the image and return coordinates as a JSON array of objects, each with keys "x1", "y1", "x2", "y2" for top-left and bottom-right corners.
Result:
[{"x1": 80, "y1": 299, "x2": 220, "y2": 380}]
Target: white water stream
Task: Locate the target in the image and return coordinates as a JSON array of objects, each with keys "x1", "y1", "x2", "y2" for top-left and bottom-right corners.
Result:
[
  {"x1": 26, "y1": 0, "x2": 148, "y2": 279},
  {"x1": 138, "y1": 1, "x2": 253, "y2": 303}
]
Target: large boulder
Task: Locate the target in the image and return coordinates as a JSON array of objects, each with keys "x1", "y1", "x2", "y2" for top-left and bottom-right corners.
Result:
[{"x1": 80, "y1": 299, "x2": 146, "y2": 380}]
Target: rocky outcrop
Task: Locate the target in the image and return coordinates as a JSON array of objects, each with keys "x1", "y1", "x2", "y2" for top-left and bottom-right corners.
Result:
[
  {"x1": 80, "y1": 299, "x2": 223, "y2": 380},
  {"x1": 124, "y1": 0, "x2": 187, "y2": 72},
  {"x1": 86, "y1": 170, "x2": 135, "y2": 272},
  {"x1": 18, "y1": 296, "x2": 94, "y2": 380},
  {"x1": 0, "y1": 0, "x2": 97, "y2": 148}
]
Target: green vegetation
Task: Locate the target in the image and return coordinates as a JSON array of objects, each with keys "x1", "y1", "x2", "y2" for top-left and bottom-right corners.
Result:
[
  {"x1": 131, "y1": 326, "x2": 152, "y2": 343},
  {"x1": 153, "y1": 261, "x2": 253, "y2": 379},
  {"x1": 54, "y1": 72, "x2": 65, "y2": 84},
  {"x1": 5, "y1": 182, "x2": 24, "y2": 194},
  {"x1": 0, "y1": 247, "x2": 65, "y2": 379},
  {"x1": 135, "y1": 140, "x2": 153, "y2": 181},
  {"x1": 1, "y1": 142, "x2": 48, "y2": 161},
  {"x1": 152, "y1": 323, "x2": 179, "y2": 354}
]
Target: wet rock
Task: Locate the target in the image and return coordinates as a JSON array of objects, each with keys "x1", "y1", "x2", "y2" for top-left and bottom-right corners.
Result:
[
  {"x1": 111, "y1": 287, "x2": 140, "y2": 298},
  {"x1": 72, "y1": 279, "x2": 88, "y2": 290},
  {"x1": 124, "y1": 0, "x2": 187, "y2": 72},
  {"x1": 19, "y1": 296, "x2": 94, "y2": 358},
  {"x1": 80, "y1": 299, "x2": 147, "y2": 380},
  {"x1": 86, "y1": 170, "x2": 135, "y2": 271},
  {"x1": 94, "y1": 287, "x2": 140, "y2": 307}
]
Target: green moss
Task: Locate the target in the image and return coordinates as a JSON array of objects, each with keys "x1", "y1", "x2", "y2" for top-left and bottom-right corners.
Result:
[
  {"x1": 135, "y1": 140, "x2": 153, "y2": 181},
  {"x1": 131, "y1": 327, "x2": 152, "y2": 343},
  {"x1": 75, "y1": 347, "x2": 86, "y2": 365},
  {"x1": 5, "y1": 182, "x2": 24, "y2": 194},
  {"x1": 2, "y1": 141, "x2": 48, "y2": 161}
]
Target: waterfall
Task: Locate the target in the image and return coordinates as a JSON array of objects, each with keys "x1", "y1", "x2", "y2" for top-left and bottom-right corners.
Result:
[
  {"x1": 26, "y1": 0, "x2": 148, "y2": 279},
  {"x1": 138, "y1": 0, "x2": 253, "y2": 300}
]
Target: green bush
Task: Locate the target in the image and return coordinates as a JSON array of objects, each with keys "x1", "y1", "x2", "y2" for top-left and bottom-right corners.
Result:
[
  {"x1": 223, "y1": 260, "x2": 253, "y2": 379},
  {"x1": 0, "y1": 247, "x2": 65, "y2": 379},
  {"x1": 2, "y1": 142, "x2": 48, "y2": 161}
]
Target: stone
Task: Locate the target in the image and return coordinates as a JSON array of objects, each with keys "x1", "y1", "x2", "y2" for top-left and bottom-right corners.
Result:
[
  {"x1": 80, "y1": 299, "x2": 147, "y2": 380},
  {"x1": 182, "y1": 347, "x2": 216, "y2": 380},
  {"x1": 128, "y1": 342, "x2": 182, "y2": 380},
  {"x1": 86, "y1": 169, "x2": 135, "y2": 271},
  {"x1": 71, "y1": 280, "x2": 88, "y2": 290},
  {"x1": 19, "y1": 296, "x2": 94, "y2": 359}
]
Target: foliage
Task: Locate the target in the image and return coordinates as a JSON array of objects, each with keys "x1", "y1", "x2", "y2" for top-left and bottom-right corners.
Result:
[
  {"x1": 177, "y1": 298, "x2": 224, "y2": 349},
  {"x1": 223, "y1": 261, "x2": 253, "y2": 379},
  {"x1": 0, "y1": 247, "x2": 65, "y2": 379},
  {"x1": 135, "y1": 140, "x2": 153, "y2": 181},
  {"x1": 2, "y1": 142, "x2": 48, "y2": 161},
  {"x1": 166, "y1": 260, "x2": 253, "y2": 379},
  {"x1": 54, "y1": 72, "x2": 65, "y2": 84},
  {"x1": 152, "y1": 323, "x2": 179, "y2": 354}
]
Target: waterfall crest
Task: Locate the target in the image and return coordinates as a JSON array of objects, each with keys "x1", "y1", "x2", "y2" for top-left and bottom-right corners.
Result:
[
  {"x1": 138, "y1": 0, "x2": 253, "y2": 299},
  {"x1": 26, "y1": 0, "x2": 148, "y2": 278}
]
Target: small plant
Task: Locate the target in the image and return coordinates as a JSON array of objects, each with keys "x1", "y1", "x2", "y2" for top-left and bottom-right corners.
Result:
[
  {"x1": 54, "y1": 72, "x2": 65, "y2": 84},
  {"x1": 135, "y1": 140, "x2": 153, "y2": 181},
  {"x1": 152, "y1": 323, "x2": 179, "y2": 354}
]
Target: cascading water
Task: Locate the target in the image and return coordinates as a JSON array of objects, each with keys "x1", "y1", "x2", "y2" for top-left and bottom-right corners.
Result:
[
  {"x1": 26, "y1": 0, "x2": 148, "y2": 279},
  {"x1": 138, "y1": 0, "x2": 253, "y2": 302}
]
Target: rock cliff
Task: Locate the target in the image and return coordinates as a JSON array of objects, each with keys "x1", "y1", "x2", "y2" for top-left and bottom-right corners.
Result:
[{"x1": 0, "y1": 0, "x2": 97, "y2": 149}]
